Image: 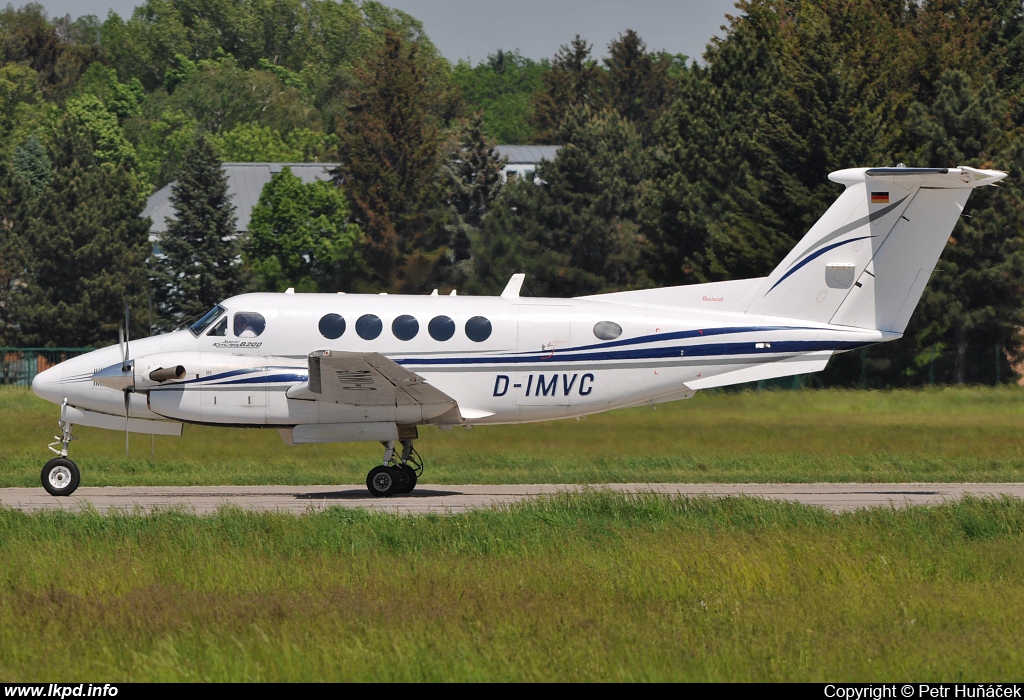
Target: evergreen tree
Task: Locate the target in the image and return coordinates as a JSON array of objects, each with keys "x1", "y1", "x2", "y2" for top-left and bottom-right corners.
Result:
[
  {"x1": 12, "y1": 135, "x2": 51, "y2": 191},
  {"x1": 246, "y1": 167, "x2": 363, "y2": 293},
  {"x1": 475, "y1": 107, "x2": 651, "y2": 297},
  {"x1": 439, "y1": 114, "x2": 507, "y2": 287},
  {"x1": 531, "y1": 36, "x2": 605, "y2": 143},
  {"x1": 640, "y1": 4, "x2": 786, "y2": 287},
  {"x1": 333, "y1": 30, "x2": 453, "y2": 291},
  {"x1": 151, "y1": 133, "x2": 246, "y2": 330},
  {"x1": 890, "y1": 70, "x2": 1024, "y2": 385},
  {"x1": 445, "y1": 116, "x2": 506, "y2": 230},
  {"x1": 604, "y1": 30, "x2": 677, "y2": 143},
  {"x1": 11, "y1": 116, "x2": 150, "y2": 347},
  {"x1": 0, "y1": 160, "x2": 30, "y2": 345},
  {"x1": 642, "y1": 0, "x2": 919, "y2": 286}
]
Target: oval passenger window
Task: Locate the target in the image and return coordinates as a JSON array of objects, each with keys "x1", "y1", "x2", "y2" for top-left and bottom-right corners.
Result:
[
  {"x1": 428, "y1": 315, "x2": 455, "y2": 341},
  {"x1": 356, "y1": 314, "x2": 383, "y2": 340},
  {"x1": 593, "y1": 321, "x2": 622, "y2": 340},
  {"x1": 465, "y1": 316, "x2": 492, "y2": 342},
  {"x1": 318, "y1": 313, "x2": 346, "y2": 340},
  {"x1": 392, "y1": 315, "x2": 419, "y2": 341}
]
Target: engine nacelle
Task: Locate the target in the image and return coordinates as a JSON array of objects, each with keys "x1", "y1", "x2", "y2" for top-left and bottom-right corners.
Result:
[{"x1": 142, "y1": 352, "x2": 308, "y2": 425}]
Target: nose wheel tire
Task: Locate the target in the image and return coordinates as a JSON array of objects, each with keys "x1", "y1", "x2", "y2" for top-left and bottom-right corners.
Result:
[
  {"x1": 41, "y1": 458, "x2": 80, "y2": 497},
  {"x1": 366, "y1": 465, "x2": 400, "y2": 497}
]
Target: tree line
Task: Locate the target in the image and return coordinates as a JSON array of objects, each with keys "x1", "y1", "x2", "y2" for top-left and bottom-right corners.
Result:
[{"x1": 1, "y1": 0, "x2": 1022, "y2": 387}]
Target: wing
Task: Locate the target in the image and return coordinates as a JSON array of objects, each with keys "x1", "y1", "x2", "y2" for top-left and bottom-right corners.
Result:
[{"x1": 305, "y1": 350, "x2": 458, "y2": 413}]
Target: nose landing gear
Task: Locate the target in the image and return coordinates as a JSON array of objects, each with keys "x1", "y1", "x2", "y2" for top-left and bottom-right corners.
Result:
[
  {"x1": 43, "y1": 401, "x2": 80, "y2": 497},
  {"x1": 365, "y1": 427, "x2": 423, "y2": 498}
]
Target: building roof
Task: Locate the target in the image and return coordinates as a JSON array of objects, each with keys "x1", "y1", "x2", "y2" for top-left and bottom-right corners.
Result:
[
  {"x1": 143, "y1": 162, "x2": 339, "y2": 234},
  {"x1": 495, "y1": 145, "x2": 561, "y2": 165}
]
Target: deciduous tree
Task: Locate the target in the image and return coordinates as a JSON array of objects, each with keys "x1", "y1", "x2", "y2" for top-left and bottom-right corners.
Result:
[{"x1": 247, "y1": 167, "x2": 363, "y2": 293}]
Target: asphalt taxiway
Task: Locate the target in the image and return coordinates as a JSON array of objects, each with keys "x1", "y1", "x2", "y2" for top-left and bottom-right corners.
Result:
[{"x1": 1, "y1": 482, "x2": 1022, "y2": 515}]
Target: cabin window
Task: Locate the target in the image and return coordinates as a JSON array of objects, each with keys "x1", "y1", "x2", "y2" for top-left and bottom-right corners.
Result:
[
  {"x1": 356, "y1": 314, "x2": 382, "y2": 340},
  {"x1": 207, "y1": 317, "x2": 227, "y2": 337},
  {"x1": 319, "y1": 313, "x2": 346, "y2": 340},
  {"x1": 465, "y1": 316, "x2": 492, "y2": 342},
  {"x1": 189, "y1": 305, "x2": 224, "y2": 336},
  {"x1": 234, "y1": 312, "x2": 266, "y2": 338},
  {"x1": 392, "y1": 315, "x2": 419, "y2": 341},
  {"x1": 593, "y1": 321, "x2": 622, "y2": 341},
  {"x1": 428, "y1": 315, "x2": 455, "y2": 341}
]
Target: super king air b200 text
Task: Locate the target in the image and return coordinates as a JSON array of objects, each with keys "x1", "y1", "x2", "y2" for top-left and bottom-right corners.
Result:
[{"x1": 31, "y1": 166, "x2": 1005, "y2": 497}]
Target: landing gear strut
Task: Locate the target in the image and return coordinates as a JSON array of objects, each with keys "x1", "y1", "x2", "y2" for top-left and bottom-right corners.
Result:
[
  {"x1": 42, "y1": 400, "x2": 80, "y2": 497},
  {"x1": 365, "y1": 427, "x2": 423, "y2": 498}
]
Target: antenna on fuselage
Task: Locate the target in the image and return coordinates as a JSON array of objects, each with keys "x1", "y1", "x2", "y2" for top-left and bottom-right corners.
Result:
[{"x1": 500, "y1": 273, "x2": 525, "y2": 299}]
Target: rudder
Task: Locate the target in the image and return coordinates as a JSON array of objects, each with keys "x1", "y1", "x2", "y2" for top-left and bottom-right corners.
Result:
[{"x1": 744, "y1": 166, "x2": 1005, "y2": 332}]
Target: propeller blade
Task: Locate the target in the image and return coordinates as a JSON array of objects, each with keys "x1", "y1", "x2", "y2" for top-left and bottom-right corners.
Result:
[
  {"x1": 118, "y1": 326, "x2": 125, "y2": 369},
  {"x1": 122, "y1": 300, "x2": 131, "y2": 370},
  {"x1": 124, "y1": 389, "x2": 130, "y2": 457}
]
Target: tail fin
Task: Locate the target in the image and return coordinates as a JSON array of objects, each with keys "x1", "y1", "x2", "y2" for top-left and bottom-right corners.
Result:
[{"x1": 744, "y1": 166, "x2": 1006, "y2": 332}]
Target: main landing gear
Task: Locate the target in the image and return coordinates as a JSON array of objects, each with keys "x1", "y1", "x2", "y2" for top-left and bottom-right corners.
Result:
[
  {"x1": 365, "y1": 427, "x2": 423, "y2": 498},
  {"x1": 42, "y1": 401, "x2": 80, "y2": 497}
]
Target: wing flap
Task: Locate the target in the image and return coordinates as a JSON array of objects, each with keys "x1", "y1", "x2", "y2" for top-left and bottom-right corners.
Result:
[{"x1": 307, "y1": 350, "x2": 457, "y2": 412}]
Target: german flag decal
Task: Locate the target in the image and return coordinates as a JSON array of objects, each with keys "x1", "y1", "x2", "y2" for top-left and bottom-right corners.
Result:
[{"x1": 871, "y1": 191, "x2": 889, "y2": 204}]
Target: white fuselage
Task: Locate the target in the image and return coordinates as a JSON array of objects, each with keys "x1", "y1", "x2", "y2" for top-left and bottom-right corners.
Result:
[{"x1": 32, "y1": 291, "x2": 888, "y2": 433}]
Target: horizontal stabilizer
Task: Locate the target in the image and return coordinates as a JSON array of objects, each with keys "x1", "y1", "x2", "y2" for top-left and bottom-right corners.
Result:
[{"x1": 684, "y1": 351, "x2": 832, "y2": 390}]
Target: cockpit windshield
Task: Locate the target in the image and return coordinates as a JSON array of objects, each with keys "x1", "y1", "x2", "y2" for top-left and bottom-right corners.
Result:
[{"x1": 189, "y1": 305, "x2": 225, "y2": 336}]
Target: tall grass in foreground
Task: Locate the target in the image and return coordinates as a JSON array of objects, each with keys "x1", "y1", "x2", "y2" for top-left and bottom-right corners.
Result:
[
  {"x1": 0, "y1": 493, "x2": 1022, "y2": 681},
  {"x1": 2, "y1": 385, "x2": 1024, "y2": 485}
]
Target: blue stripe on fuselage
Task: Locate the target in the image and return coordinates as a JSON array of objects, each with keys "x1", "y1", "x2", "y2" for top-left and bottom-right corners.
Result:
[
  {"x1": 211, "y1": 373, "x2": 308, "y2": 386},
  {"x1": 554, "y1": 325, "x2": 820, "y2": 354},
  {"x1": 396, "y1": 339, "x2": 868, "y2": 367},
  {"x1": 177, "y1": 366, "x2": 302, "y2": 386}
]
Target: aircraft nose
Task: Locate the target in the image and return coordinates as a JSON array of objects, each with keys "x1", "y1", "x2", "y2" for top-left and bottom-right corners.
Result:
[{"x1": 31, "y1": 364, "x2": 63, "y2": 404}]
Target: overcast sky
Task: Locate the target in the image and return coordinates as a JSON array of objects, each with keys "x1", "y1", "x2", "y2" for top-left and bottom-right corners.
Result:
[{"x1": 32, "y1": 0, "x2": 740, "y2": 65}]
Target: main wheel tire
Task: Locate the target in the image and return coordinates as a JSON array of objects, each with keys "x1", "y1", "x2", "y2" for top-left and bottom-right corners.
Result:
[
  {"x1": 41, "y1": 458, "x2": 80, "y2": 497},
  {"x1": 393, "y1": 465, "x2": 410, "y2": 494},
  {"x1": 366, "y1": 465, "x2": 399, "y2": 498},
  {"x1": 395, "y1": 464, "x2": 418, "y2": 494}
]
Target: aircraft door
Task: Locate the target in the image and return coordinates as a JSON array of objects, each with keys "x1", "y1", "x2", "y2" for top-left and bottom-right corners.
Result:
[{"x1": 515, "y1": 305, "x2": 573, "y2": 407}]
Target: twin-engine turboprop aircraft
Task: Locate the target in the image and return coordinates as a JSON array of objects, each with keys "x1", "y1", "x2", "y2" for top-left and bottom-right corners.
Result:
[{"x1": 31, "y1": 166, "x2": 1005, "y2": 497}]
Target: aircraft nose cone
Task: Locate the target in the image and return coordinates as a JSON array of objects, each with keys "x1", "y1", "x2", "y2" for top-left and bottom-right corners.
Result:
[{"x1": 31, "y1": 364, "x2": 63, "y2": 404}]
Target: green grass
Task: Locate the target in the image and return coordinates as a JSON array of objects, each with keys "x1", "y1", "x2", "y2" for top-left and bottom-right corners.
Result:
[
  {"x1": 0, "y1": 492, "x2": 1022, "y2": 681},
  {"x1": 2, "y1": 385, "x2": 1024, "y2": 486}
]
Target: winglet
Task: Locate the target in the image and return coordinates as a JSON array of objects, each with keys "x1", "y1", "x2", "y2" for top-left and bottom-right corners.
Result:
[{"x1": 501, "y1": 273, "x2": 525, "y2": 299}]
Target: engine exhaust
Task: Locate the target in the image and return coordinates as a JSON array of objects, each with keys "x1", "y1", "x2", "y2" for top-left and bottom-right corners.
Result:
[{"x1": 149, "y1": 366, "x2": 186, "y2": 382}]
